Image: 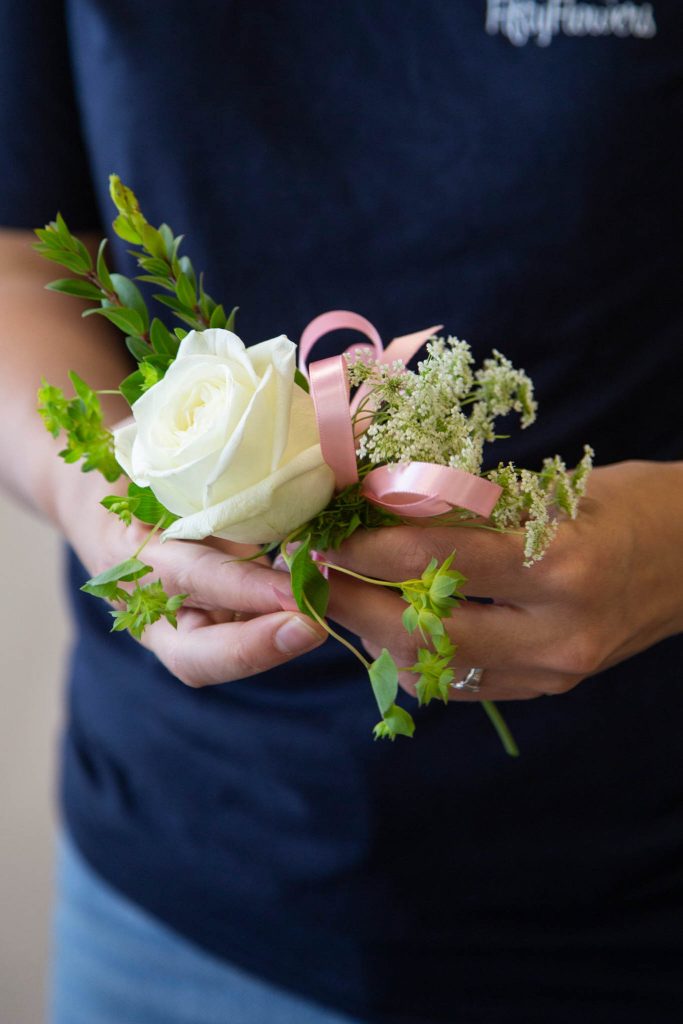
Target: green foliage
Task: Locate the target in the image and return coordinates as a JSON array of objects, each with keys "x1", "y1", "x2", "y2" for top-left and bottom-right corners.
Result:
[
  {"x1": 110, "y1": 581, "x2": 187, "y2": 640},
  {"x1": 36, "y1": 177, "x2": 237, "y2": 414},
  {"x1": 84, "y1": 303, "x2": 146, "y2": 336},
  {"x1": 303, "y1": 483, "x2": 400, "y2": 552},
  {"x1": 81, "y1": 557, "x2": 152, "y2": 601},
  {"x1": 400, "y1": 552, "x2": 466, "y2": 645},
  {"x1": 289, "y1": 536, "x2": 330, "y2": 619},
  {"x1": 109, "y1": 273, "x2": 149, "y2": 330},
  {"x1": 81, "y1": 555, "x2": 186, "y2": 641},
  {"x1": 45, "y1": 278, "x2": 103, "y2": 300},
  {"x1": 101, "y1": 483, "x2": 178, "y2": 528},
  {"x1": 294, "y1": 368, "x2": 310, "y2": 394},
  {"x1": 372, "y1": 705, "x2": 415, "y2": 741},
  {"x1": 409, "y1": 635, "x2": 456, "y2": 706},
  {"x1": 37, "y1": 373, "x2": 122, "y2": 481},
  {"x1": 369, "y1": 648, "x2": 415, "y2": 741},
  {"x1": 34, "y1": 213, "x2": 93, "y2": 275}
]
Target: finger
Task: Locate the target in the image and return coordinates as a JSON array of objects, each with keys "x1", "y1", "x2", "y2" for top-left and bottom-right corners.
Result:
[
  {"x1": 140, "y1": 607, "x2": 327, "y2": 687},
  {"x1": 137, "y1": 536, "x2": 294, "y2": 614},
  {"x1": 329, "y1": 525, "x2": 534, "y2": 602},
  {"x1": 327, "y1": 569, "x2": 544, "y2": 668},
  {"x1": 328, "y1": 566, "x2": 584, "y2": 679},
  {"x1": 360, "y1": 636, "x2": 578, "y2": 703}
]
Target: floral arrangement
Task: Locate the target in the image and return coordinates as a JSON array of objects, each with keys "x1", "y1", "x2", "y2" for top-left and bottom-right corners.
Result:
[{"x1": 36, "y1": 177, "x2": 593, "y2": 753}]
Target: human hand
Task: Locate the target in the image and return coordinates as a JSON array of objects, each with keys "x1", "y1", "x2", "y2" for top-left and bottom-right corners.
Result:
[
  {"x1": 325, "y1": 461, "x2": 683, "y2": 701},
  {"x1": 57, "y1": 471, "x2": 327, "y2": 687}
]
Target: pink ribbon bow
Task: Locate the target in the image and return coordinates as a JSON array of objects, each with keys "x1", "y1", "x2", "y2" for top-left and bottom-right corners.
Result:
[{"x1": 298, "y1": 310, "x2": 502, "y2": 520}]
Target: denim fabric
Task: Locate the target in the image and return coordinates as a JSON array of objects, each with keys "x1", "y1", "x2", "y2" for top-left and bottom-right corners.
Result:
[{"x1": 50, "y1": 835, "x2": 360, "y2": 1024}]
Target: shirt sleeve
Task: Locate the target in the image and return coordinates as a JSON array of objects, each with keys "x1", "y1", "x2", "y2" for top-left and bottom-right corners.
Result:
[{"x1": 0, "y1": 1, "x2": 101, "y2": 231}]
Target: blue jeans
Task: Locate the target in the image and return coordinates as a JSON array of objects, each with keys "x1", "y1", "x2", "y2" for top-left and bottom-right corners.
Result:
[{"x1": 50, "y1": 834, "x2": 361, "y2": 1024}]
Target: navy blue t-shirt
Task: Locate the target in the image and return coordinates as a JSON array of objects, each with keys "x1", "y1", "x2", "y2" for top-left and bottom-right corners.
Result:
[{"x1": 2, "y1": 3, "x2": 682, "y2": 1021}]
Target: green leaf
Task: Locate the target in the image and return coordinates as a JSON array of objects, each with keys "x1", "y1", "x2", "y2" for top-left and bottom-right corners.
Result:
[
  {"x1": 109, "y1": 579, "x2": 187, "y2": 639},
  {"x1": 209, "y1": 303, "x2": 227, "y2": 329},
  {"x1": 430, "y1": 575, "x2": 458, "y2": 601},
  {"x1": 153, "y1": 293, "x2": 198, "y2": 320},
  {"x1": 175, "y1": 271, "x2": 196, "y2": 309},
  {"x1": 383, "y1": 704, "x2": 415, "y2": 737},
  {"x1": 418, "y1": 609, "x2": 444, "y2": 638},
  {"x1": 125, "y1": 335, "x2": 152, "y2": 362},
  {"x1": 158, "y1": 223, "x2": 174, "y2": 259},
  {"x1": 73, "y1": 236, "x2": 94, "y2": 270},
  {"x1": 401, "y1": 605, "x2": 418, "y2": 634},
  {"x1": 140, "y1": 223, "x2": 167, "y2": 260},
  {"x1": 373, "y1": 704, "x2": 415, "y2": 740},
  {"x1": 54, "y1": 212, "x2": 73, "y2": 248},
  {"x1": 140, "y1": 362, "x2": 161, "y2": 389},
  {"x1": 96, "y1": 238, "x2": 114, "y2": 292},
  {"x1": 289, "y1": 536, "x2": 330, "y2": 619},
  {"x1": 294, "y1": 368, "x2": 310, "y2": 393},
  {"x1": 420, "y1": 558, "x2": 439, "y2": 584},
  {"x1": 137, "y1": 256, "x2": 171, "y2": 276},
  {"x1": 46, "y1": 278, "x2": 103, "y2": 300},
  {"x1": 81, "y1": 557, "x2": 152, "y2": 599},
  {"x1": 225, "y1": 305, "x2": 238, "y2": 332},
  {"x1": 149, "y1": 317, "x2": 179, "y2": 357},
  {"x1": 101, "y1": 493, "x2": 138, "y2": 526},
  {"x1": 177, "y1": 256, "x2": 196, "y2": 291},
  {"x1": 84, "y1": 304, "x2": 145, "y2": 337},
  {"x1": 368, "y1": 648, "x2": 399, "y2": 717},
  {"x1": 112, "y1": 213, "x2": 142, "y2": 244},
  {"x1": 136, "y1": 274, "x2": 175, "y2": 289},
  {"x1": 120, "y1": 369, "x2": 145, "y2": 405},
  {"x1": 126, "y1": 483, "x2": 178, "y2": 527},
  {"x1": 38, "y1": 374, "x2": 122, "y2": 481},
  {"x1": 37, "y1": 380, "x2": 69, "y2": 436},
  {"x1": 34, "y1": 227, "x2": 64, "y2": 250},
  {"x1": 102, "y1": 483, "x2": 177, "y2": 528},
  {"x1": 110, "y1": 274, "x2": 150, "y2": 331},
  {"x1": 36, "y1": 249, "x2": 91, "y2": 274}
]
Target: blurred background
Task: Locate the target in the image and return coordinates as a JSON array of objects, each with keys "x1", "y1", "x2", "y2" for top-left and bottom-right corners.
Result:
[{"x1": 0, "y1": 489, "x2": 70, "y2": 1023}]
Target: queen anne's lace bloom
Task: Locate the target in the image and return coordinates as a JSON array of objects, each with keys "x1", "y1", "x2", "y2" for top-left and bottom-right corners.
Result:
[{"x1": 347, "y1": 337, "x2": 593, "y2": 563}]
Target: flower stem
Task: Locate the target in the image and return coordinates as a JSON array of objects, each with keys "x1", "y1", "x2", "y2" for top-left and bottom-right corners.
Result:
[
  {"x1": 132, "y1": 517, "x2": 164, "y2": 559},
  {"x1": 481, "y1": 700, "x2": 519, "y2": 757},
  {"x1": 302, "y1": 596, "x2": 371, "y2": 671},
  {"x1": 315, "y1": 561, "x2": 405, "y2": 588}
]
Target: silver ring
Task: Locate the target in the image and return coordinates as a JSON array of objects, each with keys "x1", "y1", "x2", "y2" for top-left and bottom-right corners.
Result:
[{"x1": 451, "y1": 667, "x2": 484, "y2": 693}]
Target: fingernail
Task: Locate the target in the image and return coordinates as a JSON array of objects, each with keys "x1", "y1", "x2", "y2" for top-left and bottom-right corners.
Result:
[
  {"x1": 269, "y1": 584, "x2": 299, "y2": 613},
  {"x1": 272, "y1": 554, "x2": 289, "y2": 572},
  {"x1": 274, "y1": 615, "x2": 325, "y2": 655}
]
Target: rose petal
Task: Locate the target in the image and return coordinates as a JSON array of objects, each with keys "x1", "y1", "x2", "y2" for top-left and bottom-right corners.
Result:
[{"x1": 162, "y1": 445, "x2": 335, "y2": 544}]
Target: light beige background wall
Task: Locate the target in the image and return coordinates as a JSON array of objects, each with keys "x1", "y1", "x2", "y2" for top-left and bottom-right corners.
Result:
[{"x1": 0, "y1": 490, "x2": 69, "y2": 1024}]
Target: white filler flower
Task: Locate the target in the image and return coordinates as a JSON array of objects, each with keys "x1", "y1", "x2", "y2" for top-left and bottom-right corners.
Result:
[{"x1": 114, "y1": 329, "x2": 335, "y2": 544}]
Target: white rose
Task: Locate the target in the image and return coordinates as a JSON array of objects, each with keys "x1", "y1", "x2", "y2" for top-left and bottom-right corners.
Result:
[{"x1": 114, "y1": 328, "x2": 335, "y2": 544}]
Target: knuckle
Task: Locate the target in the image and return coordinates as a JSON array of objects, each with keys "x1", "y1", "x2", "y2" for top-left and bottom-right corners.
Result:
[
  {"x1": 552, "y1": 633, "x2": 602, "y2": 677},
  {"x1": 541, "y1": 674, "x2": 580, "y2": 696},
  {"x1": 163, "y1": 633, "x2": 202, "y2": 688},
  {"x1": 393, "y1": 528, "x2": 436, "y2": 581},
  {"x1": 542, "y1": 549, "x2": 591, "y2": 597},
  {"x1": 173, "y1": 549, "x2": 214, "y2": 607},
  {"x1": 227, "y1": 630, "x2": 263, "y2": 679}
]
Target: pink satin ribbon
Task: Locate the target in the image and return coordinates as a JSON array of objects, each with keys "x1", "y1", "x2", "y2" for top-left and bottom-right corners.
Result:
[{"x1": 299, "y1": 311, "x2": 502, "y2": 520}]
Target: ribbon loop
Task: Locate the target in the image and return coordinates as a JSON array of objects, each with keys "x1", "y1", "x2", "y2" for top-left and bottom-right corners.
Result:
[
  {"x1": 361, "y1": 462, "x2": 502, "y2": 519},
  {"x1": 300, "y1": 311, "x2": 503, "y2": 518},
  {"x1": 298, "y1": 310, "x2": 384, "y2": 375},
  {"x1": 308, "y1": 356, "x2": 359, "y2": 490}
]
